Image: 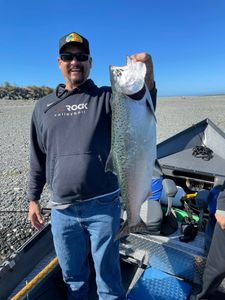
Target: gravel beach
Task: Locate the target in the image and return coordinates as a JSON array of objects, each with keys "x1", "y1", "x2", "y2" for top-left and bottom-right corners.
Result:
[{"x1": 0, "y1": 95, "x2": 225, "y2": 264}]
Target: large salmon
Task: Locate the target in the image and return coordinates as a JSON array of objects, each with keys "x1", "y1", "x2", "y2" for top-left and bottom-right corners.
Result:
[{"x1": 106, "y1": 57, "x2": 157, "y2": 239}]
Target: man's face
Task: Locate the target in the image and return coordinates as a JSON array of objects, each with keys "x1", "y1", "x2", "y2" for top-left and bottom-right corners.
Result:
[{"x1": 58, "y1": 44, "x2": 92, "y2": 89}]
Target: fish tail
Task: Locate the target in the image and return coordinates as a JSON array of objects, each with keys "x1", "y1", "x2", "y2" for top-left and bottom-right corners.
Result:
[
  {"x1": 115, "y1": 219, "x2": 150, "y2": 240},
  {"x1": 115, "y1": 220, "x2": 130, "y2": 240},
  {"x1": 130, "y1": 218, "x2": 150, "y2": 235}
]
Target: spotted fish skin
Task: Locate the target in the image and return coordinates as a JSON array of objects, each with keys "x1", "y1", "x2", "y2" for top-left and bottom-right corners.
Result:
[{"x1": 106, "y1": 57, "x2": 157, "y2": 239}]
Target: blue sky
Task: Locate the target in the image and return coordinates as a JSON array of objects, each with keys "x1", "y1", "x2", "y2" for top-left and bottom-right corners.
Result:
[{"x1": 0, "y1": 0, "x2": 225, "y2": 96}]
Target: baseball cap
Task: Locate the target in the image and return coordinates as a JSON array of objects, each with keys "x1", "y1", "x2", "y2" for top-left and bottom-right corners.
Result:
[{"x1": 59, "y1": 32, "x2": 90, "y2": 54}]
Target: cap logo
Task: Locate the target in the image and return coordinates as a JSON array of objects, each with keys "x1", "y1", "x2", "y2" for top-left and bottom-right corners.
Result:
[{"x1": 65, "y1": 33, "x2": 83, "y2": 44}]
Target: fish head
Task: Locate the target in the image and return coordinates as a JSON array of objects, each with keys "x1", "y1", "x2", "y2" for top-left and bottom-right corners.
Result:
[{"x1": 110, "y1": 56, "x2": 146, "y2": 95}]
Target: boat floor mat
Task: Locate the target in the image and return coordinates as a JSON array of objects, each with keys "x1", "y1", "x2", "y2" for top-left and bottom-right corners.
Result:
[{"x1": 128, "y1": 267, "x2": 192, "y2": 300}]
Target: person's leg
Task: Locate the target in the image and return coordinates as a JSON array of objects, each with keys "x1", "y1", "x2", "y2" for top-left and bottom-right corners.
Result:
[
  {"x1": 197, "y1": 223, "x2": 225, "y2": 299},
  {"x1": 85, "y1": 194, "x2": 126, "y2": 300},
  {"x1": 51, "y1": 206, "x2": 90, "y2": 300}
]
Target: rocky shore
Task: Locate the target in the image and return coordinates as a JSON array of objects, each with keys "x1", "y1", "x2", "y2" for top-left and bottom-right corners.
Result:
[
  {"x1": 0, "y1": 100, "x2": 50, "y2": 264},
  {"x1": 0, "y1": 83, "x2": 53, "y2": 100},
  {"x1": 0, "y1": 94, "x2": 225, "y2": 264}
]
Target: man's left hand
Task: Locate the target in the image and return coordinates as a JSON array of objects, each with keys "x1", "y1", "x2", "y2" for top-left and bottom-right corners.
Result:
[{"x1": 130, "y1": 53, "x2": 154, "y2": 90}]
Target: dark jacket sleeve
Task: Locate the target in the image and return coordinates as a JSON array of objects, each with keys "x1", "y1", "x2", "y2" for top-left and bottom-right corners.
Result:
[
  {"x1": 27, "y1": 110, "x2": 46, "y2": 201},
  {"x1": 150, "y1": 82, "x2": 157, "y2": 111}
]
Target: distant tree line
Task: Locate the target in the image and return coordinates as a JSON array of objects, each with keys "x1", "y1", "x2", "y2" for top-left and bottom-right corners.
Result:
[{"x1": 0, "y1": 82, "x2": 54, "y2": 100}]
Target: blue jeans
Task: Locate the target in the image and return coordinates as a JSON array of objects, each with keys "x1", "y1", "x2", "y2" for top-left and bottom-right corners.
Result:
[{"x1": 51, "y1": 193, "x2": 126, "y2": 300}]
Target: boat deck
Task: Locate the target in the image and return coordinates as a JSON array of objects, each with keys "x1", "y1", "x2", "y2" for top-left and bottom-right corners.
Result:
[
  {"x1": 4, "y1": 225, "x2": 225, "y2": 300},
  {"x1": 120, "y1": 228, "x2": 206, "y2": 286},
  {"x1": 7, "y1": 226, "x2": 207, "y2": 299}
]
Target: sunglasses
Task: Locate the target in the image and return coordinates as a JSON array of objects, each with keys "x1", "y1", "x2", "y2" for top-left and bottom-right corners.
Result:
[{"x1": 60, "y1": 53, "x2": 89, "y2": 62}]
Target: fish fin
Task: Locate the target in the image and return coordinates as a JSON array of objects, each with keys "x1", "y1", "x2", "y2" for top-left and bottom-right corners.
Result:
[
  {"x1": 105, "y1": 151, "x2": 117, "y2": 174},
  {"x1": 115, "y1": 220, "x2": 130, "y2": 240}
]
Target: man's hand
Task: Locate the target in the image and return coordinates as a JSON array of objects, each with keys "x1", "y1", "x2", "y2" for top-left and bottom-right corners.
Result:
[
  {"x1": 215, "y1": 212, "x2": 225, "y2": 230},
  {"x1": 28, "y1": 200, "x2": 44, "y2": 230},
  {"x1": 130, "y1": 53, "x2": 154, "y2": 90}
]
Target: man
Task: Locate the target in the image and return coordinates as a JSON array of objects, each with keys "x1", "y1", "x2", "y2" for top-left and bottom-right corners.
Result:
[
  {"x1": 27, "y1": 31, "x2": 157, "y2": 300},
  {"x1": 197, "y1": 183, "x2": 225, "y2": 300}
]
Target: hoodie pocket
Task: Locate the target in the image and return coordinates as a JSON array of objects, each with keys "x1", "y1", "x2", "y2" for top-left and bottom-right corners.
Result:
[{"x1": 51, "y1": 153, "x2": 110, "y2": 198}]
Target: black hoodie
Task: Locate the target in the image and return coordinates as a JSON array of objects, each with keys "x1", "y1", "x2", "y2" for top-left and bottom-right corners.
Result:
[{"x1": 27, "y1": 79, "x2": 157, "y2": 204}]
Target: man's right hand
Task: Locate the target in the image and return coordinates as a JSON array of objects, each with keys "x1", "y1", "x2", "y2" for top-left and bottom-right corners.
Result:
[{"x1": 28, "y1": 200, "x2": 45, "y2": 230}]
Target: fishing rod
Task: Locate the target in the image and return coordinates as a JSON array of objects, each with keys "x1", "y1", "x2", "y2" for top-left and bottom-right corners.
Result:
[{"x1": 0, "y1": 208, "x2": 51, "y2": 214}]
